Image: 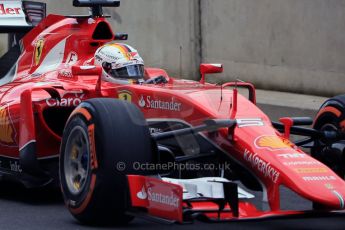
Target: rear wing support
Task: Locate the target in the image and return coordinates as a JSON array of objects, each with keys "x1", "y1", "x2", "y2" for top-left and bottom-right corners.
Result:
[{"x1": 73, "y1": 0, "x2": 120, "y2": 17}]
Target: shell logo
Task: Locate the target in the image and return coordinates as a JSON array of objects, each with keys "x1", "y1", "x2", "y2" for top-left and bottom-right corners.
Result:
[
  {"x1": 255, "y1": 135, "x2": 294, "y2": 151},
  {"x1": 0, "y1": 106, "x2": 16, "y2": 146}
]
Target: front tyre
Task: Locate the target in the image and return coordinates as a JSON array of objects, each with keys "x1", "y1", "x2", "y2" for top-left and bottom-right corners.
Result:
[{"x1": 59, "y1": 98, "x2": 155, "y2": 225}]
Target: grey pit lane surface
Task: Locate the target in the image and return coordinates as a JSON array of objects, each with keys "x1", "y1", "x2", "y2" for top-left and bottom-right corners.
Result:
[{"x1": 0, "y1": 103, "x2": 345, "y2": 229}]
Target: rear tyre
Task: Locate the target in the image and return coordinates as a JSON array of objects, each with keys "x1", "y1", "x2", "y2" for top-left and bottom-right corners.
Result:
[
  {"x1": 312, "y1": 94, "x2": 345, "y2": 178},
  {"x1": 59, "y1": 98, "x2": 155, "y2": 225}
]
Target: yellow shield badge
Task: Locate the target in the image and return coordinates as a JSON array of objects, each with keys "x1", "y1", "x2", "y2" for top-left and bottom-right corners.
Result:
[
  {"x1": 118, "y1": 90, "x2": 132, "y2": 102},
  {"x1": 34, "y1": 39, "x2": 45, "y2": 65}
]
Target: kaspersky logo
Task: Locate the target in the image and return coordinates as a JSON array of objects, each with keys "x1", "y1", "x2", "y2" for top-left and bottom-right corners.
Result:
[{"x1": 137, "y1": 186, "x2": 180, "y2": 208}]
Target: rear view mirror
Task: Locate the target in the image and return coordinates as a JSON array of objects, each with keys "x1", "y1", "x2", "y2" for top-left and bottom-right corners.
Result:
[{"x1": 200, "y1": 63, "x2": 223, "y2": 84}]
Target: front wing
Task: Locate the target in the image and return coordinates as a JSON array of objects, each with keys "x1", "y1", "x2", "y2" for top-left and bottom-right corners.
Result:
[{"x1": 126, "y1": 175, "x2": 343, "y2": 224}]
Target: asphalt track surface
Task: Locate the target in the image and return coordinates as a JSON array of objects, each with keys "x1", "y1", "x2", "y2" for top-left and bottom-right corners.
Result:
[
  {"x1": 1, "y1": 182, "x2": 345, "y2": 230},
  {"x1": 1, "y1": 104, "x2": 345, "y2": 230}
]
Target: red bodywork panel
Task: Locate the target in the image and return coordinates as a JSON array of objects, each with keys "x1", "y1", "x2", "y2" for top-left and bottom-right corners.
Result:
[
  {"x1": 128, "y1": 175, "x2": 183, "y2": 222},
  {"x1": 0, "y1": 14, "x2": 344, "y2": 220}
]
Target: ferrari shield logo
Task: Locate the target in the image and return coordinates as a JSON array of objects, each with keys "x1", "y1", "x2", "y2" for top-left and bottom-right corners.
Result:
[
  {"x1": 118, "y1": 90, "x2": 132, "y2": 102},
  {"x1": 34, "y1": 38, "x2": 45, "y2": 65}
]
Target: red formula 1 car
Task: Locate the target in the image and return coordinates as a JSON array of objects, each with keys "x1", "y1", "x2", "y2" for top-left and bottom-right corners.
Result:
[{"x1": 1, "y1": 0, "x2": 345, "y2": 225}]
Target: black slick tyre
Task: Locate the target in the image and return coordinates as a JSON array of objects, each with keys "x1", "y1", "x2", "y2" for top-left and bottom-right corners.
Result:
[{"x1": 59, "y1": 98, "x2": 155, "y2": 225}]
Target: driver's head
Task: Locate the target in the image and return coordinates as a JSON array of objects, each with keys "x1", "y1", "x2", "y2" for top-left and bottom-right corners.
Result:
[{"x1": 94, "y1": 43, "x2": 144, "y2": 84}]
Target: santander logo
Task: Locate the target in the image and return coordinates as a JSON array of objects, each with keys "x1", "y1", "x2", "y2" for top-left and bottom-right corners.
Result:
[
  {"x1": 136, "y1": 186, "x2": 180, "y2": 208},
  {"x1": 136, "y1": 186, "x2": 148, "y2": 200},
  {"x1": 138, "y1": 95, "x2": 146, "y2": 108},
  {"x1": 0, "y1": 4, "x2": 22, "y2": 15}
]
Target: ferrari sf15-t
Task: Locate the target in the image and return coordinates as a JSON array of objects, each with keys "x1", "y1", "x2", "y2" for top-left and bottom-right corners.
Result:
[{"x1": 0, "y1": 0, "x2": 344, "y2": 225}]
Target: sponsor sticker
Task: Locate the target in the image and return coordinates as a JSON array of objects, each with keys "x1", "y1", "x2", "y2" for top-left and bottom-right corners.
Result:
[
  {"x1": 10, "y1": 161, "x2": 22, "y2": 173},
  {"x1": 137, "y1": 186, "x2": 180, "y2": 208},
  {"x1": 138, "y1": 95, "x2": 182, "y2": 112},
  {"x1": 283, "y1": 161, "x2": 322, "y2": 166},
  {"x1": 255, "y1": 135, "x2": 295, "y2": 151},
  {"x1": 236, "y1": 118, "x2": 264, "y2": 128},
  {"x1": 34, "y1": 38, "x2": 45, "y2": 66},
  {"x1": 278, "y1": 153, "x2": 306, "y2": 159},
  {"x1": 137, "y1": 186, "x2": 147, "y2": 200},
  {"x1": 243, "y1": 149, "x2": 280, "y2": 183},
  {"x1": 325, "y1": 183, "x2": 334, "y2": 189},
  {"x1": 149, "y1": 127, "x2": 163, "y2": 134},
  {"x1": 128, "y1": 175, "x2": 183, "y2": 222},
  {"x1": 0, "y1": 3, "x2": 23, "y2": 17},
  {"x1": 59, "y1": 70, "x2": 73, "y2": 78},
  {"x1": 0, "y1": 2, "x2": 27, "y2": 26},
  {"x1": 294, "y1": 168, "x2": 328, "y2": 174},
  {"x1": 118, "y1": 90, "x2": 132, "y2": 102},
  {"x1": 46, "y1": 93, "x2": 84, "y2": 107},
  {"x1": 303, "y1": 176, "x2": 336, "y2": 181},
  {"x1": 66, "y1": 51, "x2": 78, "y2": 66},
  {"x1": 0, "y1": 105, "x2": 17, "y2": 147}
]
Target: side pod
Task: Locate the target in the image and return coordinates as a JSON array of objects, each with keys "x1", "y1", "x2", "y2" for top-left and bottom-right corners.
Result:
[{"x1": 19, "y1": 87, "x2": 60, "y2": 186}]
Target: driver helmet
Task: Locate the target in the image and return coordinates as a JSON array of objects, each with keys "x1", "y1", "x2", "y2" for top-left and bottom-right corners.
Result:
[{"x1": 94, "y1": 43, "x2": 144, "y2": 84}]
